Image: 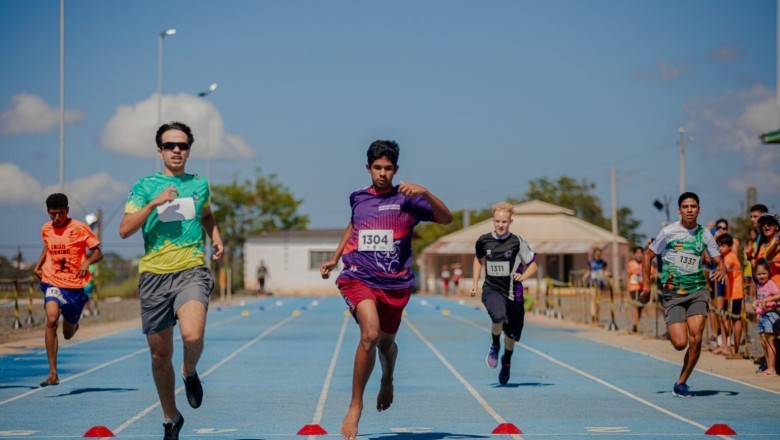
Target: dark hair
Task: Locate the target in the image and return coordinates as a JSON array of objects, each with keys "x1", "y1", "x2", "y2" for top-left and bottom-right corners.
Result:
[
  {"x1": 755, "y1": 258, "x2": 771, "y2": 275},
  {"x1": 747, "y1": 227, "x2": 759, "y2": 238},
  {"x1": 750, "y1": 204, "x2": 768, "y2": 214},
  {"x1": 156, "y1": 121, "x2": 194, "y2": 148},
  {"x1": 633, "y1": 246, "x2": 644, "y2": 253},
  {"x1": 715, "y1": 218, "x2": 728, "y2": 227},
  {"x1": 716, "y1": 233, "x2": 733, "y2": 247},
  {"x1": 46, "y1": 193, "x2": 69, "y2": 210},
  {"x1": 678, "y1": 192, "x2": 699, "y2": 207},
  {"x1": 367, "y1": 140, "x2": 399, "y2": 166}
]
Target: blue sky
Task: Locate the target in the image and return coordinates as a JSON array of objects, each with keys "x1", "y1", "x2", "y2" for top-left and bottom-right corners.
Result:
[{"x1": 1, "y1": 0, "x2": 778, "y2": 260}]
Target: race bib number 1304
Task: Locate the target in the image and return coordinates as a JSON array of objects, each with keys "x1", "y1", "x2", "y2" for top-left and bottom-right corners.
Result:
[{"x1": 358, "y1": 229, "x2": 393, "y2": 252}]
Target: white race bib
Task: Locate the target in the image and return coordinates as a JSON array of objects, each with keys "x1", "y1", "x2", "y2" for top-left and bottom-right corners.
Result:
[
  {"x1": 486, "y1": 261, "x2": 510, "y2": 276},
  {"x1": 156, "y1": 197, "x2": 196, "y2": 222},
  {"x1": 358, "y1": 229, "x2": 393, "y2": 252},
  {"x1": 45, "y1": 286, "x2": 67, "y2": 304},
  {"x1": 672, "y1": 252, "x2": 701, "y2": 273}
]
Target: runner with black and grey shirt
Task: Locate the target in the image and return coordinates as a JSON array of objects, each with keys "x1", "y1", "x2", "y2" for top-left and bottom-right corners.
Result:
[{"x1": 471, "y1": 202, "x2": 537, "y2": 385}]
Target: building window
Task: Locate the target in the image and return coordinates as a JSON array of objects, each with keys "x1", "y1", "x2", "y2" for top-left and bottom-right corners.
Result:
[{"x1": 310, "y1": 250, "x2": 337, "y2": 271}]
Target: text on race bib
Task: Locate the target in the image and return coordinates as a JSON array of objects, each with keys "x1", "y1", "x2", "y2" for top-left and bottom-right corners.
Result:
[
  {"x1": 45, "y1": 286, "x2": 67, "y2": 304},
  {"x1": 671, "y1": 252, "x2": 701, "y2": 273},
  {"x1": 358, "y1": 229, "x2": 394, "y2": 252},
  {"x1": 486, "y1": 261, "x2": 510, "y2": 276}
]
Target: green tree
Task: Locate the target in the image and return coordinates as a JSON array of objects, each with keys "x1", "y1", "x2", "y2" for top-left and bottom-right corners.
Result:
[{"x1": 210, "y1": 169, "x2": 309, "y2": 288}]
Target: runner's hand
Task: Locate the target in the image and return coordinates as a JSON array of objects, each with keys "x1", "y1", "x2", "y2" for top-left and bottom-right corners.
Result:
[
  {"x1": 151, "y1": 185, "x2": 178, "y2": 207},
  {"x1": 638, "y1": 288, "x2": 651, "y2": 304},
  {"x1": 320, "y1": 260, "x2": 337, "y2": 279},
  {"x1": 398, "y1": 181, "x2": 427, "y2": 198},
  {"x1": 212, "y1": 239, "x2": 224, "y2": 261},
  {"x1": 470, "y1": 285, "x2": 478, "y2": 297},
  {"x1": 77, "y1": 261, "x2": 90, "y2": 278}
]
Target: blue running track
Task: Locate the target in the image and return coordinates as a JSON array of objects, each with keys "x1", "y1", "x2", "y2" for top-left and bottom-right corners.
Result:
[{"x1": 0, "y1": 296, "x2": 776, "y2": 439}]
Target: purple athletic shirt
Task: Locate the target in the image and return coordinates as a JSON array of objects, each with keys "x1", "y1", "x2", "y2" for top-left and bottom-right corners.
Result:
[{"x1": 337, "y1": 185, "x2": 436, "y2": 290}]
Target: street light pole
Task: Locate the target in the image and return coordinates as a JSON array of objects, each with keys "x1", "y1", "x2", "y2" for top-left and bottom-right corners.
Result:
[
  {"x1": 156, "y1": 27, "x2": 176, "y2": 172},
  {"x1": 678, "y1": 127, "x2": 686, "y2": 194},
  {"x1": 198, "y1": 83, "x2": 218, "y2": 184},
  {"x1": 59, "y1": 0, "x2": 65, "y2": 192}
]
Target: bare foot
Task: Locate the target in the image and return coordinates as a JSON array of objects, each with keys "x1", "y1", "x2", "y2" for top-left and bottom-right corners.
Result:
[
  {"x1": 341, "y1": 405, "x2": 362, "y2": 440},
  {"x1": 377, "y1": 380, "x2": 394, "y2": 412},
  {"x1": 39, "y1": 374, "x2": 59, "y2": 387}
]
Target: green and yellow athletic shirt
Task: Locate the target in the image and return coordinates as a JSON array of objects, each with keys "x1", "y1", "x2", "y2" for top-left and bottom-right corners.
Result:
[
  {"x1": 125, "y1": 173, "x2": 210, "y2": 274},
  {"x1": 649, "y1": 221, "x2": 720, "y2": 295}
]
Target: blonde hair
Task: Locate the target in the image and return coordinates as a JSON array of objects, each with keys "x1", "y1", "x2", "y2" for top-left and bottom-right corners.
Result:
[{"x1": 491, "y1": 202, "x2": 514, "y2": 217}]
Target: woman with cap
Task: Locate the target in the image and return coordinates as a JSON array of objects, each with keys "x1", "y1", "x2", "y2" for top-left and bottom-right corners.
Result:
[{"x1": 757, "y1": 212, "x2": 780, "y2": 287}]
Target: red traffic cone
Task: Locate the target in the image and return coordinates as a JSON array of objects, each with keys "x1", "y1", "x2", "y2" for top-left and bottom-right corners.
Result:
[
  {"x1": 492, "y1": 422, "x2": 522, "y2": 434},
  {"x1": 705, "y1": 424, "x2": 737, "y2": 435},
  {"x1": 297, "y1": 424, "x2": 328, "y2": 435},
  {"x1": 83, "y1": 426, "x2": 115, "y2": 437}
]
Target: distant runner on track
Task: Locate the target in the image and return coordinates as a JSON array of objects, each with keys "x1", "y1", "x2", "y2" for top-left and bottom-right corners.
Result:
[
  {"x1": 321, "y1": 139, "x2": 452, "y2": 440},
  {"x1": 470, "y1": 202, "x2": 537, "y2": 385}
]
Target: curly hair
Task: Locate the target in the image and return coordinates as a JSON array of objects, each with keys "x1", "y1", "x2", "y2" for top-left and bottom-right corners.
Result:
[{"x1": 45, "y1": 193, "x2": 69, "y2": 210}]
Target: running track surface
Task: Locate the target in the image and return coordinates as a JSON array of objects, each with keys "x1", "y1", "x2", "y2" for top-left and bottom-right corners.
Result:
[{"x1": 0, "y1": 296, "x2": 776, "y2": 439}]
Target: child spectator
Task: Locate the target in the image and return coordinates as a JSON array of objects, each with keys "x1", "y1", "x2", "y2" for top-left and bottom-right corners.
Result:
[
  {"x1": 627, "y1": 246, "x2": 654, "y2": 333},
  {"x1": 744, "y1": 227, "x2": 758, "y2": 297},
  {"x1": 754, "y1": 259, "x2": 780, "y2": 376},
  {"x1": 716, "y1": 234, "x2": 743, "y2": 359}
]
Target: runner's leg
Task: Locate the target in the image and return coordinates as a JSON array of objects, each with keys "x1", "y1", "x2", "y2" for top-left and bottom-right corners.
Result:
[
  {"x1": 177, "y1": 300, "x2": 207, "y2": 375},
  {"x1": 342, "y1": 299, "x2": 381, "y2": 440},
  {"x1": 376, "y1": 330, "x2": 398, "y2": 411},
  {"x1": 676, "y1": 314, "x2": 706, "y2": 385},
  {"x1": 43, "y1": 301, "x2": 61, "y2": 384},
  {"x1": 147, "y1": 326, "x2": 178, "y2": 420}
]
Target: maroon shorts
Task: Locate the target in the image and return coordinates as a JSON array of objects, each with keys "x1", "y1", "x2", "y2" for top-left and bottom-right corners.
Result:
[{"x1": 337, "y1": 278, "x2": 411, "y2": 334}]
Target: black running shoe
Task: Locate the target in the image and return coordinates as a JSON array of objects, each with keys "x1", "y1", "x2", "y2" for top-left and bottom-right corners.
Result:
[
  {"x1": 183, "y1": 372, "x2": 203, "y2": 408},
  {"x1": 498, "y1": 360, "x2": 511, "y2": 385},
  {"x1": 163, "y1": 413, "x2": 184, "y2": 440}
]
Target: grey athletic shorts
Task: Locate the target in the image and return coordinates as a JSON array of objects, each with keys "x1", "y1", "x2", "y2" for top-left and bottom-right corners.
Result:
[
  {"x1": 661, "y1": 289, "x2": 709, "y2": 326},
  {"x1": 139, "y1": 265, "x2": 214, "y2": 334}
]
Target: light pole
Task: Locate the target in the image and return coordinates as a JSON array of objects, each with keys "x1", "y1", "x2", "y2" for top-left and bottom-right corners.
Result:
[
  {"x1": 156, "y1": 27, "x2": 176, "y2": 172},
  {"x1": 198, "y1": 83, "x2": 218, "y2": 184},
  {"x1": 59, "y1": 0, "x2": 65, "y2": 192},
  {"x1": 678, "y1": 128, "x2": 693, "y2": 194}
]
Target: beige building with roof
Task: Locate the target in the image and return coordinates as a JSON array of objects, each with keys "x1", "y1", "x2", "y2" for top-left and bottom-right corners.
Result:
[{"x1": 419, "y1": 200, "x2": 631, "y2": 293}]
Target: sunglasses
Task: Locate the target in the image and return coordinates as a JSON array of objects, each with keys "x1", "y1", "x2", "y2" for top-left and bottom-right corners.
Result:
[
  {"x1": 160, "y1": 142, "x2": 191, "y2": 151},
  {"x1": 717, "y1": 225, "x2": 728, "y2": 230}
]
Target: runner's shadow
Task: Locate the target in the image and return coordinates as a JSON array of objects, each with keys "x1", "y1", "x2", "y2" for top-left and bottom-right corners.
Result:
[
  {"x1": 45, "y1": 387, "x2": 137, "y2": 397},
  {"x1": 656, "y1": 390, "x2": 738, "y2": 397},
  {"x1": 367, "y1": 433, "x2": 488, "y2": 440},
  {"x1": 0, "y1": 385, "x2": 37, "y2": 390},
  {"x1": 492, "y1": 382, "x2": 553, "y2": 388}
]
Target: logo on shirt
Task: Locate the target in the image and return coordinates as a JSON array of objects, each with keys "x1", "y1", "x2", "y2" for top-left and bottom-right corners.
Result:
[
  {"x1": 378, "y1": 204, "x2": 401, "y2": 211},
  {"x1": 695, "y1": 242, "x2": 703, "y2": 253},
  {"x1": 504, "y1": 250, "x2": 513, "y2": 258},
  {"x1": 192, "y1": 193, "x2": 200, "y2": 202},
  {"x1": 486, "y1": 250, "x2": 492, "y2": 256}
]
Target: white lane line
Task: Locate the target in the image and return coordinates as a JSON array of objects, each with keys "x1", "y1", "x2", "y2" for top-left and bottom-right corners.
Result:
[
  {"x1": 0, "y1": 314, "x2": 243, "y2": 407},
  {"x1": 572, "y1": 332, "x2": 780, "y2": 396},
  {"x1": 451, "y1": 314, "x2": 734, "y2": 440},
  {"x1": 404, "y1": 318, "x2": 523, "y2": 440},
  {"x1": 307, "y1": 316, "x2": 349, "y2": 440},
  {"x1": 113, "y1": 314, "x2": 298, "y2": 434}
]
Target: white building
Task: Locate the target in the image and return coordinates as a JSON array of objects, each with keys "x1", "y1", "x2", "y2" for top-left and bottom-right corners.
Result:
[
  {"x1": 243, "y1": 229, "x2": 344, "y2": 295},
  {"x1": 419, "y1": 200, "x2": 631, "y2": 293}
]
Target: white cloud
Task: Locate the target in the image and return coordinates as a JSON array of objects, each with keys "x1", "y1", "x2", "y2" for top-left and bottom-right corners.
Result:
[
  {"x1": 100, "y1": 93, "x2": 255, "y2": 160},
  {"x1": 685, "y1": 83, "x2": 777, "y2": 156},
  {"x1": 0, "y1": 163, "x2": 127, "y2": 209},
  {"x1": 633, "y1": 60, "x2": 691, "y2": 82},
  {"x1": 685, "y1": 83, "x2": 780, "y2": 199},
  {"x1": 0, "y1": 93, "x2": 85, "y2": 136},
  {"x1": 708, "y1": 44, "x2": 743, "y2": 64}
]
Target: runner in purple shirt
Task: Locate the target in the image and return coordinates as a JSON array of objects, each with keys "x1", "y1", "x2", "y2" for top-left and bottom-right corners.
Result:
[{"x1": 321, "y1": 139, "x2": 452, "y2": 440}]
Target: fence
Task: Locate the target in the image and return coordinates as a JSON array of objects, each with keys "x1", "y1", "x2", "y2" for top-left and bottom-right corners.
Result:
[{"x1": 531, "y1": 270, "x2": 763, "y2": 361}]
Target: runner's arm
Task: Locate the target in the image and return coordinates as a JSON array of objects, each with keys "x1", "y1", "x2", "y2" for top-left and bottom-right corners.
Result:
[
  {"x1": 514, "y1": 261, "x2": 538, "y2": 282},
  {"x1": 470, "y1": 256, "x2": 484, "y2": 297},
  {"x1": 639, "y1": 248, "x2": 657, "y2": 303},
  {"x1": 33, "y1": 246, "x2": 46, "y2": 279},
  {"x1": 321, "y1": 222, "x2": 352, "y2": 279},
  {"x1": 201, "y1": 205, "x2": 224, "y2": 261},
  {"x1": 398, "y1": 181, "x2": 453, "y2": 224},
  {"x1": 78, "y1": 246, "x2": 103, "y2": 278},
  {"x1": 119, "y1": 185, "x2": 177, "y2": 239}
]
